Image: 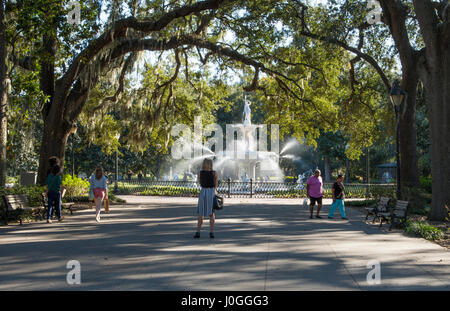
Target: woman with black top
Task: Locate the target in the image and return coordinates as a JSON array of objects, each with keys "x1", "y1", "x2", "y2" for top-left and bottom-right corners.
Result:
[
  {"x1": 194, "y1": 158, "x2": 218, "y2": 239},
  {"x1": 328, "y1": 174, "x2": 348, "y2": 220}
]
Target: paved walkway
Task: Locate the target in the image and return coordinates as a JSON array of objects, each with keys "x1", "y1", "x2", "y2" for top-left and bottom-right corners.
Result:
[{"x1": 0, "y1": 196, "x2": 448, "y2": 290}]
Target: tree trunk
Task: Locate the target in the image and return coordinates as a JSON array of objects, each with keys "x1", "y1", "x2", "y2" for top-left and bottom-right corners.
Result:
[
  {"x1": 412, "y1": 0, "x2": 450, "y2": 221},
  {"x1": 424, "y1": 51, "x2": 450, "y2": 221},
  {"x1": 0, "y1": 0, "x2": 7, "y2": 187},
  {"x1": 37, "y1": 102, "x2": 72, "y2": 185},
  {"x1": 398, "y1": 71, "x2": 420, "y2": 191},
  {"x1": 323, "y1": 156, "x2": 331, "y2": 182}
]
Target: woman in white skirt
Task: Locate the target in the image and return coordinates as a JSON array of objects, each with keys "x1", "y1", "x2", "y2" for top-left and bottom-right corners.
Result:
[{"x1": 194, "y1": 158, "x2": 218, "y2": 239}]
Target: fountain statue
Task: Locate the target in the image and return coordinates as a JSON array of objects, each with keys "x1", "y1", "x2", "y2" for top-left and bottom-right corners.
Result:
[
  {"x1": 295, "y1": 173, "x2": 305, "y2": 190},
  {"x1": 241, "y1": 172, "x2": 249, "y2": 183},
  {"x1": 243, "y1": 96, "x2": 252, "y2": 126}
]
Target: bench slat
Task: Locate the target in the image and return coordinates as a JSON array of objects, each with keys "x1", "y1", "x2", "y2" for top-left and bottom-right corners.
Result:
[{"x1": 4, "y1": 195, "x2": 30, "y2": 211}]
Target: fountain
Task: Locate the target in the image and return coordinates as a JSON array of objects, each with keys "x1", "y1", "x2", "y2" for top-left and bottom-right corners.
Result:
[
  {"x1": 168, "y1": 95, "x2": 285, "y2": 183},
  {"x1": 215, "y1": 95, "x2": 283, "y2": 182}
]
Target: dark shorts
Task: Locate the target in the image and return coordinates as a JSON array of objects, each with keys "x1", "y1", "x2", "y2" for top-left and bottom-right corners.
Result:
[{"x1": 310, "y1": 196, "x2": 323, "y2": 206}]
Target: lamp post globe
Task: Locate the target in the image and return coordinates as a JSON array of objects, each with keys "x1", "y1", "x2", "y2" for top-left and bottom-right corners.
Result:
[{"x1": 390, "y1": 80, "x2": 406, "y2": 200}]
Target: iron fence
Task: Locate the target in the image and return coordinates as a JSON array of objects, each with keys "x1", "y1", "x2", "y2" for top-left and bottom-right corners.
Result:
[{"x1": 114, "y1": 179, "x2": 396, "y2": 199}]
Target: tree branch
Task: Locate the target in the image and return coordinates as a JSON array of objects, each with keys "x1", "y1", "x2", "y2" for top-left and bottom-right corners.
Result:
[
  {"x1": 94, "y1": 52, "x2": 138, "y2": 110},
  {"x1": 58, "y1": 0, "x2": 229, "y2": 103},
  {"x1": 299, "y1": 30, "x2": 391, "y2": 90}
]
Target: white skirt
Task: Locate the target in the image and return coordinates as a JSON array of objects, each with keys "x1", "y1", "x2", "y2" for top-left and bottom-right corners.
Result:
[{"x1": 197, "y1": 188, "x2": 215, "y2": 217}]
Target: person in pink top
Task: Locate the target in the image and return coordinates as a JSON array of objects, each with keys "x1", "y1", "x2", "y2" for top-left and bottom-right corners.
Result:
[{"x1": 306, "y1": 169, "x2": 323, "y2": 219}]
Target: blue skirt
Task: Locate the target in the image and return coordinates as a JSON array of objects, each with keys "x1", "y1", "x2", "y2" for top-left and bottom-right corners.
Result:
[{"x1": 198, "y1": 188, "x2": 215, "y2": 217}]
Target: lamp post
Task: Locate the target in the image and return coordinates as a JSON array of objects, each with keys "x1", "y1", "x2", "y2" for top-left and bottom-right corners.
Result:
[
  {"x1": 69, "y1": 124, "x2": 77, "y2": 177},
  {"x1": 390, "y1": 80, "x2": 406, "y2": 200},
  {"x1": 114, "y1": 133, "x2": 120, "y2": 194}
]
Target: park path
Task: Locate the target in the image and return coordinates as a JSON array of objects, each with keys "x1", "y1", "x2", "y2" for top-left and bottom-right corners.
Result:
[{"x1": 0, "y1": 196, "x2": 448, "y2": 290}]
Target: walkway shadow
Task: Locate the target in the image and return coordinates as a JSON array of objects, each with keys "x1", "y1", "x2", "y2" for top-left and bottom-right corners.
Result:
[{"x1": 0, "y1": 200, "x2": 448, "y2": 290}]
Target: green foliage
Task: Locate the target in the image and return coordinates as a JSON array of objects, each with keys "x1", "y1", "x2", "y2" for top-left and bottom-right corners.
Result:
[
  {"x1": 62, "y1": 174, "x2": 90, "y2": 197},
  {"x1": 284, "y1": 176, "x2": 296, "y2": 182},
  {"x1": 268, "y1": 184, "x2": 370, "y2": 199},
  {"x1": 344, "y1": 199, "x2": 377, "y2": 207},
  {"x1": 140, "y1": 186, "x2": 200, "y2": 197},
  {"x1": 368, "y1": 185, "x2": 396, "y2": 199},
  {"x1": 405, "y1": 220, "x2": 444, "y2": 241},
  {"x1": 401, "y1": 186, "x2": 431, "y2": 216},
  {"x1": 6, "y1": 176, "x2": 19, "y2": 185},
  {"x1": 419, "y1": 176, "x2": 432, "y2": 193},
  {"x1": 62, "y1": 196, "x2": 91, "y2": 203},
  {"x1": 0, "y1": 185, "x2": 46, "y2": 207}
]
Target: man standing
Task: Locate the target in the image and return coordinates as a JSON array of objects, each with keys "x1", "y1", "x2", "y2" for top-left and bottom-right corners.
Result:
[
  {"x1": 328, "y1": 174, "x2": 348, "y2": 220},
  {"x1": 307, "y1": 169, "x2": 323, "y2": 219}
]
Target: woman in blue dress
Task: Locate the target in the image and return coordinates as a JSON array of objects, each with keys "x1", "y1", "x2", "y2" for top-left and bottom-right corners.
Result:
[{"x1": 194, "y1": 158, "x2": 218, "y2": 239}]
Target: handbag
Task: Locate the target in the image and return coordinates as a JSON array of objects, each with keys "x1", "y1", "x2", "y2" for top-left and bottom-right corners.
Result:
[
  {"x1": 302, "y1": 198, "x2": 309, "y2": 208},
  {"x1": 104, "y1": 198, "x2": 110, "y2": 213},
  {"x1": 213, "y1": 195, "x2": 224, "y2": 210}
]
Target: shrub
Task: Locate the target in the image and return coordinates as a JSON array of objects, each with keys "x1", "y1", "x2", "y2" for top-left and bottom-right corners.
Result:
[
  {"x1": 405, "y1": 220, "x2": 444, "y2": 241},
  {"x1": 369, "y1": 185, "x2": 396, "y2": 199},
  {"x1": 140, "y1": 186, "x2": 200, "y2": 197},
  {"x1": 62, "y1": 174, "x2": 90, "y2": 197},
  {"x1": 6, "y1": 175, "x2": 19, "y2": 185},
  {"x1": 0, "y1": 185, "x2": 46, "y2": 207},
  {"x1": 419, "y1": 176, "x2": 432, "y2": 193},
  {"x1": 345, "y1": 199, "x2": 377, "y2": 207},
  {"x1": 284, "y1": 176, "x2": 296, "y2": 182}
]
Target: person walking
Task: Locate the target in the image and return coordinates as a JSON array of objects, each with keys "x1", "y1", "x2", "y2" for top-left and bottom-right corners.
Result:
[
  {"x1": 45, "y1": 165, "x2": 63, "y2": 223},
  {"x1": 89, "y1": 166, "x2": 108, "y2": 223},
  {"x1": 306, "y1": 169, "x2": 324, "y2": 219},
  {"x1": 328, "y1": 174, "x2": 348, "y2": 220},
  {"x1": 45, "y1": 156, "x2": 65, "y2": 219},
  {"x1": 194, "y1": 158, "x2": 217, "y2": 239}
]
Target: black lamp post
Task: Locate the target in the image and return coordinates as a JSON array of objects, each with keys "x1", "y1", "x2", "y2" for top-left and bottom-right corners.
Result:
[
  {"x1": 114, "y1": 133, "x2": 120, "y2": 194},
  {"x1": 390, "y1": 80, "x2": 405, "y2": 200},
  {"x1": 69, "y1": 124, "x2": 77, "y2": 177}
]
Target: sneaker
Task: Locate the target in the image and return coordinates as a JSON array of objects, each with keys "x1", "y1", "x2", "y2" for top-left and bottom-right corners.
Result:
[
  {"x1": 47, "y1": 219, "x2": 52, "y2": 224},
  {"x1": 193, "y1": 232, "x2": 200, "y2": 239},
  {"x1": 58, "y1": 217, "x2": 64, "y2": 222},
  {"x1": 316, "y1": 215, "x2": 322, "y2": 219},
  {"x1": 341, "y1": 217, "x2": 348, "y2": 220}
]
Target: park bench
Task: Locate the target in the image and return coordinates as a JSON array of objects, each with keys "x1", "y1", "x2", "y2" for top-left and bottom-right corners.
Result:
[
  {"x1": 375, "y1": 199, "x2": 409, "y2": 230},
  {"x1": 2, "y1": 194, "x2": 46, "y2": 225},
  {"x1": 41, "y1": 193, "x2": 75, "y2": 218},
  {"x1": 365, "y1": 197, "x2": 390, "y2": 223},
  {"x1": 388, "y1": 200, "x2": 409, "y2": 231}
]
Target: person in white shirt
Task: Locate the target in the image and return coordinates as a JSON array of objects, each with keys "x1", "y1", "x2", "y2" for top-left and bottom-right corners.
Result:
[{"x1": 89, "y1": 166, "x2": 108, "y2": 222}]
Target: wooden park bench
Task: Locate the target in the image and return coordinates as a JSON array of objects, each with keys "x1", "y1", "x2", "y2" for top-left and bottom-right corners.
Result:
[
  {"x1": 2, "y1": 194, "x2": 46, "y2": 225},
  {"x1": 375, "y1": 199, "x2": 409, "y2": 230},
  {"x1": 388, "y1": 200, "x2": 409, "y2": 231},
  {"x1": 365, "y1": 197, "x2": 390, "y2": 223}
]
